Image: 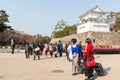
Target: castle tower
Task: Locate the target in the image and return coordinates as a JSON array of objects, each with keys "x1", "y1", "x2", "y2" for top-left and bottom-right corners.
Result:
[{"x1": 77, "y1": 6, "x2": 109, "y2": 34}]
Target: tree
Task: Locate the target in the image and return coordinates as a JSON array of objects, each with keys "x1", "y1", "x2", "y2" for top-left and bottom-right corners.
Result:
[
  {"x1": 41, "y1": 36, "x2": 51, "y2": 44},
  {"x1": 33, "y1": 34, "x2": 42, "y2": 43},
  {"x1": 0, "y1": 29, "x2": 36, "y2": 46},
  {"x1": 54, "y1": 19, "x2": 67, "y2": 32},
  {"x1": 108, "y1": 12, "x2": 120, "y2": 32},
  {"x1": 33, "y1": 34, "x2": 51, "y2": 44},
  {"x1": 0, "y1": 10, "x2": 12, "y2": 32},
  {"x1": 115, "y1": 17, "x2": 120, "y2": 26},
  {"x1": 0, "y1": 10, "x2": 9, "y2": 22},
  {"x1": 53, "y1": 25, "x2": 77, "y2": 38},
  {"x1": 115, "y1": 17, "x2": 120, "y2": 31}
]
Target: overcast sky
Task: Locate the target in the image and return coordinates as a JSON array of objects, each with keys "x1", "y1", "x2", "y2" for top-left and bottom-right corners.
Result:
[{"x1": 0, "y1": 0, "x2": 120, "y2": 36}]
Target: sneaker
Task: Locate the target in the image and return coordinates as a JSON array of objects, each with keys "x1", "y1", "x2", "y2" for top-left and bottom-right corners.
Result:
[
  {"x1": 90, "y1": 76, "x2": 94, "y2": 80},
  {"x1": 72, "y1": 73, "x2": 76, "y2": 75}
]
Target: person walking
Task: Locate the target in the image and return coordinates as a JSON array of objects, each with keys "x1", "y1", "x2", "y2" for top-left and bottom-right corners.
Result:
[
  {"x1": 11, "y1": 43, "x2": 15, "y2": 54},
  {"x1": 44, "y1": 43, "x2": 49, "y2": 56},
  {"x1": 38, "y1": 42, "x2": 44, "y2": 56},
  {"x1": 34, "y1": 44, "x2": 40, "y2": 60},
  {"x1": 49, "y1": 43, "x2": 53, "y2": 57},
  {"x1": 25, "y1": 44, "x2": 29, "y2": 59},
  {"x1": 53, "y1": 42, "x2": 58, "y2": 57},
  {"x1": 83, "y1": 38, "x2": 95, "y2": 80},
  {"x1": 28, "y1": 42, "x2": 34, "y2": 55},
  {"x1": 57, "y1": 40, "x2": 63, "y2": 57}
]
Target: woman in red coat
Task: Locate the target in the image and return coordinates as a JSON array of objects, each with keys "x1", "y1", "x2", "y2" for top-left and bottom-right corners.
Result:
[{"x1": 83, "y1": 38, "x2": 95, "y2": 80}]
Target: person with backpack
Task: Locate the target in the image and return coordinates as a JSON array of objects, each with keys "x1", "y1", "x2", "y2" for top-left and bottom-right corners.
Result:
[
  {"x1": 28, "y1": 42, "x2": 34, "y2": 55},
  {"x1": 70, "y1": 38, "x2": 82, "y2": 75},
  {"x1": 57, "y1": 40, "x2": 63, "y2": 57}
]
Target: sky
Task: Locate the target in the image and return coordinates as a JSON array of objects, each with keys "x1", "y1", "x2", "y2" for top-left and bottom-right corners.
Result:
[{"x1": 0, "y1": 0, "x2": 120, "y2": 36}]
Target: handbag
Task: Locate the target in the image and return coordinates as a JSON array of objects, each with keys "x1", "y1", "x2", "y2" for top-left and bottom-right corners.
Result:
[
  {"x1": 86, "y1": 55, "x2": 95, "y2": 67},
  {"x1": 35, "y1": 47, "x2": 40, "y2": 52},
  {"x1": 69, "y1": 52, "x2": 73, "y2": 60}
]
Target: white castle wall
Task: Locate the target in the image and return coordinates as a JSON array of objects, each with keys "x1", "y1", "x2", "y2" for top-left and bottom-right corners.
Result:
[{"x1": 77, "y1": 22, "x2": 109, "y2": 33}]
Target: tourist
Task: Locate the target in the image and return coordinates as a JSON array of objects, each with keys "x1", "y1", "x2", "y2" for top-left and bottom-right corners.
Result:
[
  {"x1": 11, "y1": 43, "x2": 15, "y2": 54},
  {"x1": 65, "y1": 42, "x2": 70, "y2": 60},
  {"x1": 53, "y1": 42, "x2": 58, "y2": 57},
  {"x1": 83, "y1": 38, "x2": 95, "y2": 80},
  {"x1": 39, "y1": 42, "x2": 44, "y2": 56},
  {"x1": 34, "y1": 43, "x2": 40, "y2": 60},
  {"x1": 49, "y1": 43, "x2": 53, "y2": 57},
  {"x1": 70, "y1": 38, "x2": 81, "y2": 75},
  {"x1": 28, "y1": 42, "x2": 34, "y2": 55},
  {"x1": 25, "y1": 44, "x2": 29, "y2": 59},
  {"x1": 57, "y1": 40, "x2": 63, "y2": 57},
  {"x1": 78, "y1": 41, "x2": 84, "y2": 58},
  {"x1": 66, "y1": 41, "x2": 71, "y2": 61},
  {"x1": 44, "y1": 43, "x2": 49, "y2": 56}
]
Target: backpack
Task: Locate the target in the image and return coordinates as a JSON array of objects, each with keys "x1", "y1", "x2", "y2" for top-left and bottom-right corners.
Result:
[
  {"x1": 57, "y1": 43, "x2": 63, "y2": 50},
  {"x1": 72, "y1": 44, "x2": 83, "y2": 57},
  {"x1": 29, "y1": 44, "x2": 33, "y2": 49}
]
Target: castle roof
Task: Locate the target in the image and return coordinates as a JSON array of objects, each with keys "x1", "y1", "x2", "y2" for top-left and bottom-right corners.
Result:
[{"x1": 79, "y1": 5, "x2": 106, "y2": 19}]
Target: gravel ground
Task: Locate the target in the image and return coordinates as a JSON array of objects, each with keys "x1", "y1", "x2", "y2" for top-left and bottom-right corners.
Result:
[{"x1": 0, "y1": 53, "x2": 120, "y2": 80}]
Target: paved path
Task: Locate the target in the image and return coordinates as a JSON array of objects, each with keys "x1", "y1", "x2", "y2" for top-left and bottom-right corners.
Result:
[{"x1": 0, "y1": 53, "x2": 120, "y2": 80}]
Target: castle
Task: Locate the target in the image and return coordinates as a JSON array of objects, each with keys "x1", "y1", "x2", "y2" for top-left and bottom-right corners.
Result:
[
  {"x1": 77, "y1": 6, "x2": 110, "y2": 34},
  {"x1": 51, "y1": 6, "x2": 120, "y2": 48}
]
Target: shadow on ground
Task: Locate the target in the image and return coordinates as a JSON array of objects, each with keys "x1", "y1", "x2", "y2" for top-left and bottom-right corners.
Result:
[
  {"x1": 94, "y1": 67, "x2": 111, "y2": 80},
  {"x1": 0, "y1": 76, "x2": 4, "y2": 79},
  {"x1": 95, "y1": 56, "x2": 100, "y2": 58},
  {"x1": 34, "y1": 56, "x2": 60, "y2": 61}
]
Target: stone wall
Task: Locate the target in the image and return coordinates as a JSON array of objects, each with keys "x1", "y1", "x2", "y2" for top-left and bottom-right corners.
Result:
[{"x1": 50, "y1": 31, "x2": 120, "y2": 48}]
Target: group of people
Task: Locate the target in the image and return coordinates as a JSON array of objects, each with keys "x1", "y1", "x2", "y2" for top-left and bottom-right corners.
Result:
[
  {"x1": 24, "y1": 40, "x2": 64, "y2": 60},
  {"x1": 24, "y1": 37, "x2": 95, "y2": 80},
  {"x1": 67, "y1": 38, "x2": 95, "y2": 80}
]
